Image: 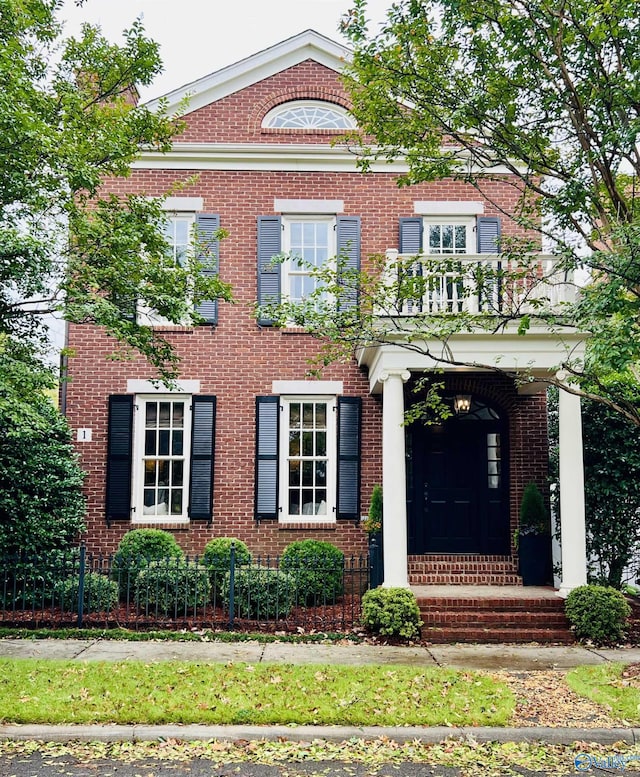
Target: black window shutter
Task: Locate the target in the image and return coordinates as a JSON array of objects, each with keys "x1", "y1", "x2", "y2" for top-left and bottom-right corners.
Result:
[
  {"x1": 477, "y1": 216, "x2": 501, "y2": 253},
  {"x1": 337, "y1": 396, "x2": 361, "y2": 520},
  {"x1": 257, "y1": 216, "x2": 282, "y2": 326},
  {"x1": 189, "y1": 396, "x2": 216, "y2": 521},
  {"x1": 336, "y1": 216, "x2": 361, "y2": 311},
  {"x1": 195, "y1": 213, "x2": 220, "y2": 324},
  {"x1": 106, "y1": 395, "x2": 133, "y2": 522},
  {"x1": 255, "y1": 396, "x2": 279, "y2": 520},
  {"x1": 399, "y1": 217, "x2": 423, "y2": 253}
]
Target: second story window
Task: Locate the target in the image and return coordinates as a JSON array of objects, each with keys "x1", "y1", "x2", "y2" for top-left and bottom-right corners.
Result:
[
  {"x1": 423, "y1": 217, "x2": 475, "y2": 255},
  {"x1": 283, "y1": 216, "x2": 336, "y2": 304},
  {"x1": 163, "y1": 214, "x2": 194, "y2": 265}
]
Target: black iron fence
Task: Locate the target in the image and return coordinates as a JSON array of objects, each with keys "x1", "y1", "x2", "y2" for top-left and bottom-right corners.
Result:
[{"x1": 0, "y1": 545, "x2": 374, "y2": 632}]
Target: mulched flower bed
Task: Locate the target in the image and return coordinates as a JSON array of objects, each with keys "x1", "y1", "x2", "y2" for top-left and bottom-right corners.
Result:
[{"x1": 0, "y1": 595, "x2": 364, "y2": 635}]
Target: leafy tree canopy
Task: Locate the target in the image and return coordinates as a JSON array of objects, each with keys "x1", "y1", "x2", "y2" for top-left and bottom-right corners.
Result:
[
  {"x1": 581, "y1": 381, "x2": 640, "y2": 588},
  {"x1": 263, "y1": 0, "x2": 640, "y2": 423},
  {"x1": 1, "y1": 0, "x2": 231, "y2": 380},
  {"x1": 0, "y1": 335, "x2": 86, "y2": 557}
]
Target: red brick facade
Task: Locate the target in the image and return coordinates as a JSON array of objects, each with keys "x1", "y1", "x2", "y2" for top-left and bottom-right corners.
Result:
[{"x1": 64, "y1": 40, "x2": 549, "y2": 564}]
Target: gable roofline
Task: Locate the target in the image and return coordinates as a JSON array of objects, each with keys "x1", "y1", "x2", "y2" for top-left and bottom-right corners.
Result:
[{"x1": 146, "y1": 29, "x2": 352, "y2": 116}]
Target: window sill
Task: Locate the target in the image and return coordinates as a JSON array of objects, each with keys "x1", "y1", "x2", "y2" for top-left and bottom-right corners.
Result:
[{"x1": 278, "y1": 521, "x2": 337, "y2": 531}]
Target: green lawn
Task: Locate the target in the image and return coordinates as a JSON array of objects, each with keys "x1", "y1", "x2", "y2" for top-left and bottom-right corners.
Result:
[
  {"x1": 0, "y1": 658, "x2": 514, "y2": 727},
  {"x1": 567, "y1": 663, "x2": 640, "y2": 724}
]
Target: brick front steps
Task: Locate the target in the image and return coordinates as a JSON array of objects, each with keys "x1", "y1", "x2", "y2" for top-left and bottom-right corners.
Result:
[
  {"x1": 414, "y1": 587, "x2": 574, "y2": 644},
  {"x1": 408, "y1": 554, "x2": 522, "y2": 586}
]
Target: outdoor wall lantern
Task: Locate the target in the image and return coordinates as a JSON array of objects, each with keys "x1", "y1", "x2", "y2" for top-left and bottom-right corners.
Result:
[{"x1": 454, "y1": 394, "x2": 472, "y2": 414}]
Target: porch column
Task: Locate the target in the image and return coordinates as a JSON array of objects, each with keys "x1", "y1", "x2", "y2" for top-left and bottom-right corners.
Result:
[
  {"x1": 380, "y1": 369, "x2": 411, "y2": 588},
  {"x1": 558, "y1": 383, "x2": 587, "y2": 596}
]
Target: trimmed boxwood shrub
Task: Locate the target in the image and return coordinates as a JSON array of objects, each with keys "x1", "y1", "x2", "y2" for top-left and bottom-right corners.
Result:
[
  {"x1": 202, "y1": 537, "x2": 251, "y2": 596},
  {"x1": 56, "y1": 572, "x2": 119, "y2": 614},
  {"x1": 361, "y1": 587, "x2": 422, "y2": 640},
  {"x1": 222, "y1": 565, "x2": 295, "y2": 619},
  {"x1": 135, "y1": 559, "x2": 211, "y2": 615},
  {"x1": 565, "y1": 584, "x2": 631, "y2": 645},
  {"x1": 280, "y1": 540, "x2": 344, "y2": 604},
  {"x1": 111, "y1": 529, "x2": 184, "y2": 583}
]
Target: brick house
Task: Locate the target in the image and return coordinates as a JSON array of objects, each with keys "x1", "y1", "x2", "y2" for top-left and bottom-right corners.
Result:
[{"x1": 63, "y1": 30, "x2": 588, "y2": 598}]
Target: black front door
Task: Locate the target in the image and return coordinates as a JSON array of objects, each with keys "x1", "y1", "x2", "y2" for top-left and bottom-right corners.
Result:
[{"x1": 408, "y1": 404, "x2": 509, "y2": 554}]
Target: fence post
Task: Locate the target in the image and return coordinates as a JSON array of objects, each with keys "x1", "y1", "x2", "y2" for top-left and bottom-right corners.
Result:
[
  {"x1": 228, "y1": 542, "x2": 235, "y2": 629},
  {"x1": 77, "y1": 544, "x2": 86, "y2": 627}
]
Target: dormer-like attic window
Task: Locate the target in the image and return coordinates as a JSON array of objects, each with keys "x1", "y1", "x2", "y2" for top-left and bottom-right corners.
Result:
[{"x1": 262, "y1": 100, "x2": 356, "y2": 130}]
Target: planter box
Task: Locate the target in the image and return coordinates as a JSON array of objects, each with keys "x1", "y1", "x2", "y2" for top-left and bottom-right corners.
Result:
[{"x1": 519, "y1": 533, "x2": 552, "y2": 586}]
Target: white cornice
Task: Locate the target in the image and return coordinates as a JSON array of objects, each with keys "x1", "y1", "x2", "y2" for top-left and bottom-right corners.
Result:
[
  {"x1": 146, "y1": 30, "x2": 351, "y2": 116},
  {"x1": 132, "y1": 142, "x2": 401, "y2": 173},
  {"x1": 132, "y1": 143, "x2": 519, "y2": 175}
]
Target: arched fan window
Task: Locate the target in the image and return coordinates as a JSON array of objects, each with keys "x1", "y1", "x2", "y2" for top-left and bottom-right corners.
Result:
[{"x1": 262, "y1": 100, "x2": 356, "y2": 130}]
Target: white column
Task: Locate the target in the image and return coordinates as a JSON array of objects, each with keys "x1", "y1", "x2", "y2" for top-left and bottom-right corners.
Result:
[
  {"x1": 558, "y1": 384, "x2": 588, "y2": 596},
  {"x1": 380, "y1": 369, "x2": 411, "y2": 588}
]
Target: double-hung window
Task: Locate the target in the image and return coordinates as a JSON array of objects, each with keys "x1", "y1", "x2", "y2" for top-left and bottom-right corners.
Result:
[
  {"x1": 255, "y1": 390, "x2": 361, "y2": 524},
  {"x1": 279, "y1": 396, "x2": 337, "y2": 521},
  {"x1": 106, "y1": 391, "x2": 217, "y2": 525},
  {"x1": 163, "y1": 214, "x2": 194, "y2": 265},
  {"x1": 134, "y1": 396, "x2": 191, "y2": 523},
  {"x1": 399, "y1": 211, "x2": 501, "y2": 314},
  {"x1": 257, "y1": 210, "x2": 360, "y2": 327},
  {"x1": 282, "y1": 216, "x2": 336, "y2": 305},
  {"x1": 423, "y1": 216, "x2": 475, "y2": 256}
]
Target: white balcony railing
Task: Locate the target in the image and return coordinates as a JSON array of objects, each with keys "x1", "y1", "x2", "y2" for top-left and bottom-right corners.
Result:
[{"x1": 379, "y1": 250, "x2": 576, "y2": 317}]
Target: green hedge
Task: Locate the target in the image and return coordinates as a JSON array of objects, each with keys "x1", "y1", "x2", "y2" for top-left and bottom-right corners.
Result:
[
  {"x1": 565, "y1": 584, "x2": 631, "y2": 645},
  {"x1": 201, "y1": 537, "x2": 251, "y2": 596},
  {"x1": 135, "y1": 559, "x2": 211, "y2": 615},
  {"x1": 222, "y1": 565, "x2": 295, "y2": 619},
  {"x1": 280, "y1": 540, "x2": 344, "y2": 605},
  {"x1": 111, "y1": 529, "x2": 184, "y2": 583},
  {"x1": 361, "y1": 587, "x2": 422, "y2": 640},
  {"x1": 55, "y1": 572, "x2": 119, "y2": 614}
]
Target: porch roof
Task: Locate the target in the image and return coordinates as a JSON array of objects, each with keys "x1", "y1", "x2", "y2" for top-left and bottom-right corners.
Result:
[{"x1": 356, "y1": 328, "x2": 587, "y2": 394}]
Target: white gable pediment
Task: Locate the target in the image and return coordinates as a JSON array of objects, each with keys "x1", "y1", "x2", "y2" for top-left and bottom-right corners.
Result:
[{"x1": 146, "y1": 30, "x2": 351, "y2": 116}]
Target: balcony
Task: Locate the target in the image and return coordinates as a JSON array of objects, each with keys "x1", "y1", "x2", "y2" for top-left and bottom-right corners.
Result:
[{"x1": 378, "y1": 250, "x2": 576, "y2": 318}]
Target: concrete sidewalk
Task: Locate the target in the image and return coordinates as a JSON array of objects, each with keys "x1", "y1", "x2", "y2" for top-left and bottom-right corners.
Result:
[
  {"x1": 2, "y1": 638, "x2": 640, "y2": 746},
  {"x1": 0, "y1": 636, "x2": 639, "y2": 670}
]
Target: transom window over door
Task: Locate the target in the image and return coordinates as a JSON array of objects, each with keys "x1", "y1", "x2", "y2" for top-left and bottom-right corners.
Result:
[
  {"x1": 283, "y1": 217, "x2": 335, "y2": 304},
  {"x1": 136, "y1": 397, "x2": 191, "y2": 522},
  {"x1": 280, "y1": 396, "x2": 336, "y2": 520}
]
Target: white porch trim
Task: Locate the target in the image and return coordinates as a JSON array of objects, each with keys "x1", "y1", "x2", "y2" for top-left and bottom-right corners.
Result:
[
  {"x1": 557, "y1": 384, "x2": 588, "y2": 596},
  {"x1": 380, "y1": 369, "x2": 411, "y2": 588}
]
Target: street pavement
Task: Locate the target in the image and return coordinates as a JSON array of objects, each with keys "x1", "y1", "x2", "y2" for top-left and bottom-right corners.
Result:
[{"x1": 1, "y1": 638, "x2": 640, "y2": 747}]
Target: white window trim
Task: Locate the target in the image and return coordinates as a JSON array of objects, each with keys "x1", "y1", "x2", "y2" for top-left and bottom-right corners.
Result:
[
  {"x1": 422, "y1": 215, "x2": 476, "y2": 255},
  {"x1": 137, "y1": 213, "x2": 196, "y2": 327},
  {"x1": 281, "y1": 214, "x2": 337, "y2": 305},
  {"x1": 131, "y1": 394, "x2": 192, "y2": 525},
  {"x1": 278, "y1": 395, "x2": 337, "y2": 524}
]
